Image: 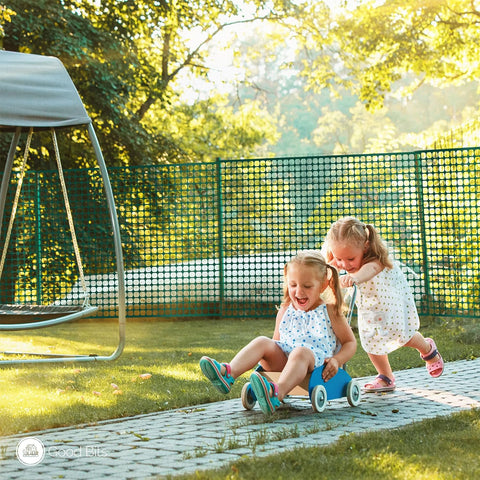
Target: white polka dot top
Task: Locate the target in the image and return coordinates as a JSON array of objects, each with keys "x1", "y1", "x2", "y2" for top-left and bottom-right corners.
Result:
[
  {"x1": 355, "y1": 261, "x2": 420, "y2": 355},
  {"x1": 276, "y1": 303, "x2": 338, "y2": 367}
]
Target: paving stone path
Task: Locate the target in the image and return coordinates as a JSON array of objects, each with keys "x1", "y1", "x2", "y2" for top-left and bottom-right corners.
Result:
[{"x1": 1, "y1": 358, "x2": 479, "y2": 479}]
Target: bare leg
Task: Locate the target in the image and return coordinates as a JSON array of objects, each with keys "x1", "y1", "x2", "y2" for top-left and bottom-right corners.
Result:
[
  {"x1": 276, "y1": 347, "x2": 315, "y2": 401},
  {"x1": 367, "y1": 353, "x2": 395, "y2": 384},
  {"x1": 404, "y1": 332, "x2": 441, "y2": 363},
  {"x1": 227, "y1": 336, "x2": 287, "y2": 379}
]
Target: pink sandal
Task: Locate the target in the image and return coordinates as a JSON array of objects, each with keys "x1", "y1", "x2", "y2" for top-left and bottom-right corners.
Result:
[
  {"x1": 363, "y1": 374, "x2": 396, "y2": 393},
  {"x1": 421, "y1": 338, "x2": 444, "y2": 378}
]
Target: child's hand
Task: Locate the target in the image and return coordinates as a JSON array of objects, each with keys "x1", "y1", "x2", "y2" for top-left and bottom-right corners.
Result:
[
  {"x1": 340, "y1": 274, "x2": 356, "y2": 288},
  {"x1": 322, "y1": 357, "x2": 339, "y2": 382}
]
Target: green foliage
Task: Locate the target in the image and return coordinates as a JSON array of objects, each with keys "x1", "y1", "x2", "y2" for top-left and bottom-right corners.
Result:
[
  {"x1": 297, "y1": 0, "x2": 480, "y2": 111},
  {"x1": 220, "y1": 16, "x2": 480, "y2": 157},
  {"x1": 3, "y1": 0, "x2": 480, "y2": 161},
  {"x1": 151, "y1": 94, "x2": 280, "y2": 162},
  {"x1": 1, "y1": 0, "x2": 296, "y2": 167},
  {"x1": 3, "y1": 0, "x2": 155, "y2": 166}
]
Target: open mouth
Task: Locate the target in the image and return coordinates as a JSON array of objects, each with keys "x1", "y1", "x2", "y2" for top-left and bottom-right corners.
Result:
[{"x1": 296, "y1": 297, "x2": 308, "y2": 307}]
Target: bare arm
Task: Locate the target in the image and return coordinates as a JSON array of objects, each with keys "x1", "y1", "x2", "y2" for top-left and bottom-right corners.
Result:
[
  {"x1": 272, "y1": 306, "x2": 287, "y2": 341},
  {"x1": 323, "y1": 304, "x2": 357, "y2": 381},
  {"x1": 340, "y1": 260, "x2": 384, "y2": 288}
]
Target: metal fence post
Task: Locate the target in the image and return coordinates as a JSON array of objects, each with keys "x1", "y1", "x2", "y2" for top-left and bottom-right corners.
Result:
[
  {"x1": 35, "y1": 172, "x2": 42, "y2": 303},
  {"x1": 216, "y1": 158, "x2": 225, "y2": 316},
  {"x1": 414, "y1": 151, "x2": 433, "y2": 315}
]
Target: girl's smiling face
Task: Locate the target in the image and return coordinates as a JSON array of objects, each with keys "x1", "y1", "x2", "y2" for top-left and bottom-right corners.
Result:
[
  {"x1": 330, "y1": 243, "x2": 365, "y2": 274},
  {"x1": 286, "y1": 263, "x2": 327, "y2": 312}
]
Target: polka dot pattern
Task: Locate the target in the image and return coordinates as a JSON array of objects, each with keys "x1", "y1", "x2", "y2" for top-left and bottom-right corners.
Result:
[
  {"x1": 356, "y1": 262, "x2": 420, "y2": 355},
  {"x1": 276, "y1": 303, "x2": 338, "y2": 368}
]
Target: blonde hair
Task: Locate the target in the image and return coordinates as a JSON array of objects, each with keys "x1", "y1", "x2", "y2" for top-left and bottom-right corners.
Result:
[
  {"x1": 324, "y1": 216, "x2": 393, "y2": 269},
  {"x1": 281, "y1": 250, "x2": 344, "y2": 317}
]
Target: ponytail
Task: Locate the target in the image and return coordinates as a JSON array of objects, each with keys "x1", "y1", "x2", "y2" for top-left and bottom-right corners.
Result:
[
  {"x1": 326, "y1": 264, "x2": 344, "y2": 317},
  {"x1": 363, "y1": 224, "x2": 393, "y2": 269}
]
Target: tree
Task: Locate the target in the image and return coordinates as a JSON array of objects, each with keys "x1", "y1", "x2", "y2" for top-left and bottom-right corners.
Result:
[
  {"x1": 312, "y1": 107, "x2": 351, "y2": 154},
  {"x1": 312, "y1": 102, "x2": 401, "y2": 154},
  {"x1": 295, "y1": 0, "x2": 480, "y2": 110},
  {"x1": 2, "y1": 0, "x2": 298, "y2": 167},
  {"x1": 155, "y1": 94, "x2": 280, "y2": 162}
]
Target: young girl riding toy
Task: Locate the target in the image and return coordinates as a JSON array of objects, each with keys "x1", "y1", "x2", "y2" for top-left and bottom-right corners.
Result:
[{"x1": 199, "y1": 250, "x2": 357, "y2": 415}]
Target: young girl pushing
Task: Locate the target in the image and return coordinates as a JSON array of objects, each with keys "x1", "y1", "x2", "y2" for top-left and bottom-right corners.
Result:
[
  {"x1": 199, "y1": 250, "x2": 357, "y2": 414},
  {"x1": 323, "y1": 216, "x2": 444, "y2": 392}
]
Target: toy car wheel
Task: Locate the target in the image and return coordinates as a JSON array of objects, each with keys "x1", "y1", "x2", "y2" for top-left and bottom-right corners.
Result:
[
  {"x1": 311, "y1": 384, "x2": 327, "y2": 413},
  {"x1": 241, "y1": 382, "x2": 256, "y2": 410},
  {"x1": 346, "y1": 380, "x2": 361, "y2": 407}
]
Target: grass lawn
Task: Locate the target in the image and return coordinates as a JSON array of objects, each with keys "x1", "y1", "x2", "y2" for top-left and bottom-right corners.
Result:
[
  {"x1": 0, "y1": 317, "x2": 278, "y2": 435},
  {"x1": 1, "y1": 315, "x2": 479, "y2": 478},
  {"x1": 168, "y1": 409, "x2": 480, "y2": 480}
]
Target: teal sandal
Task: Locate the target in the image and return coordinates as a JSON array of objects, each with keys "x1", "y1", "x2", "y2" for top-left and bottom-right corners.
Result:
[
  {"x1": 249, "y1": 371, "x2": 281, "y2": 414},
  {"x1": 199, "y1": 356, "x2": 234, "y2": 394}
]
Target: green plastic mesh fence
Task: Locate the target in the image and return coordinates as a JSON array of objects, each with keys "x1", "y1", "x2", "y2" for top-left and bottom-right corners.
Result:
[{"x1": 1, "y1": 147, "x2": 479, "y2": 319}]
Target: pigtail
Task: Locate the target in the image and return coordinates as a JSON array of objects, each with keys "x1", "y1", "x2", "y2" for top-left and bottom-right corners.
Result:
[
  {"x1": 364, "y1": 224, "x2": 393, "y2": 269},
  {"x1": 280, "y1": 263, "x2": 291, "y2": 308},
  {"x1": 327, "y1": 264, "x2": 344, "y2": 317}
]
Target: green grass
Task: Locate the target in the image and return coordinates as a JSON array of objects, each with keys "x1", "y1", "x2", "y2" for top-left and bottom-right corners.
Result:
[
  {"x1": 1, "y1": 315, "x2": 479, "y2": 478},
  {"x1": 0, "y1": 318, "x2": 275, "y2": 435},
  {"x1": 168, "y1": 409, "x2": 480, "y2": 480}
]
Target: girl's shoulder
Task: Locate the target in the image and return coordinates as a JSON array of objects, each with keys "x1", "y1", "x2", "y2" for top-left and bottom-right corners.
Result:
[
  {"x1": 365, "y1": 261, "x2": 408, "y2": 285},
  {"x1": 325, "y1": 303, "x2": 345, "y2": 324},
  {"x1": 360, "y1": 258, "x2": 384, "y2": 269},
  {"x1": 276, "y1": 303, "x2": 293, "y2": 319}
]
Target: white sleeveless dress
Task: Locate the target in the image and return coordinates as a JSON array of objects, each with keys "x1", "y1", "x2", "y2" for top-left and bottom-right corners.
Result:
[
  {"x1": 356, "y1": 262, "x2": 419, "y2": 355},
  {"x1": 276, "y1": 303, "x2": 338, "y2": 368}
]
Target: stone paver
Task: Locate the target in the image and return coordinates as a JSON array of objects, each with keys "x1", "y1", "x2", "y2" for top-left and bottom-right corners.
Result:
[{"x1": 1, "y1": 358, "x2": 479, "y2": 479}]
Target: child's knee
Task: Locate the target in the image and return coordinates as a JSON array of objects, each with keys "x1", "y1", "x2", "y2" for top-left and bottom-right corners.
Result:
[
  {"x1": 251, "y1": 335, "x2": 273, "y2": 347},
  {"x1": 249, "y1": 336, "x2": 277, "y2": 355},
  {"x1": 289, "y1": 346, "x2": 315, "y2": 363}
]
